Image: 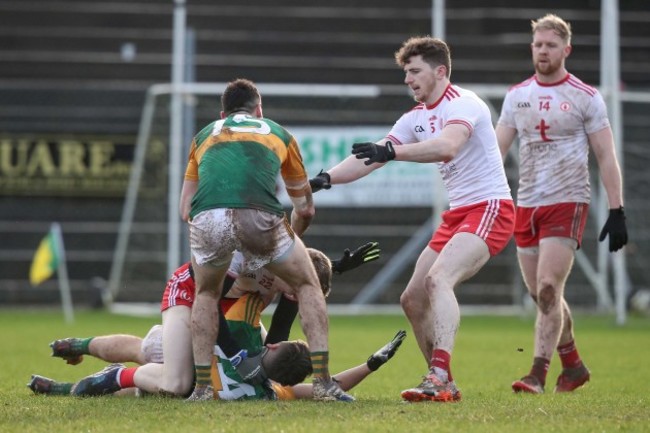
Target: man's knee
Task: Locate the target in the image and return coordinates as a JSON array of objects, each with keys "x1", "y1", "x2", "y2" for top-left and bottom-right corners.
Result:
[
  {"x1": 401, "y1": 286, "x2": 427, "y2": 316},
  {"x1": 161, "y1": 376, "x2": 194, "y2": 396},
  {"x1": 536, "y1": 280, "x2": 559, "y2": 314}
]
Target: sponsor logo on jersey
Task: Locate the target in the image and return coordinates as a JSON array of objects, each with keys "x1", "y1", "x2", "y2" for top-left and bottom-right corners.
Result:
[
  {"x1": 415, "y1": 125, "x2": 425, "y2": 133},
  {"x1": 523, "y1": 142, "x2": 558, "y2": 154},
  {"x1": 517, "y1": 102, "x2": 531, "y2": 108}
]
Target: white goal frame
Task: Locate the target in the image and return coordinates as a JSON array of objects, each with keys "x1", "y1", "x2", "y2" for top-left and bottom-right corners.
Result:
[{"x1": 108, "y1": 0, "x2": 631, "y2": 323}]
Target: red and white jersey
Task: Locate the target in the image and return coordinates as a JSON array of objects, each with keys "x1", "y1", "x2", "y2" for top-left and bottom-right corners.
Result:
[
  {"x1": 226, "y1": 252, "x2": 284, "y2": 303},
  {"x1": 498, "y1": 73, "x2": 610, "y2": 206},
  {"x1": 387, "y1": 83, "x2": 511, "y2": 209},
  {"x1": 160, "y1": 262, "x2": 195, "y2": 311}
]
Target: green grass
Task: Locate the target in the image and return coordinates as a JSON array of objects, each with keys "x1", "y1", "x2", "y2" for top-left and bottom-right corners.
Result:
[{"x1": 1, "y1": 310, "x2": 649, "y2": 432}]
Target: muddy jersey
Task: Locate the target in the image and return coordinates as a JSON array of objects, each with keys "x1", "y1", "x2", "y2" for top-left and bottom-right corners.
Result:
[
  {"x1": 212, "y1": 293, "x2": 295, "y2": 401},
  {"x1": 226, "y1": 251, "x2": 286, "y2": 302},
  {"x1": 213, "y1": 346, "x2": 295, "y2": 401},
  {"x1": 184, "y1": 114, "x2": 308, "y2": 219},
  {"x1": 498, "y1": 73, "x2": 610, "y2": 206},
  {"x1": 387, "y1": 83, "x2": 511, "y2": 209},
  {"x1": 160, "y1": 256, "x2": 277, "y2": 312}
]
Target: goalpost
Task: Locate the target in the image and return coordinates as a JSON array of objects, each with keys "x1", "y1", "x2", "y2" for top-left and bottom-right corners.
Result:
[
  {"x1": 107, "y1": 0, "x2": 634, "y2": 322},
  {"x1": 106, "y1": 81, "x2": 385, "y2": 303}
]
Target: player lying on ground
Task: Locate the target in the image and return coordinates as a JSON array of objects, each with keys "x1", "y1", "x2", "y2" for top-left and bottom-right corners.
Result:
[
  {"x1": 29, "y1": 296, "x2": 406, "y2": 400},
  {"x1": 28, "y1": 243, "x2": 380, "y2": 398}
]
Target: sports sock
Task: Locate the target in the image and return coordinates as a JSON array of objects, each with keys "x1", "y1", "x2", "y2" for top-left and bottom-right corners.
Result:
[
  {"x1": 72, "y1": 337, "x2": 94, "y2": 354},
  {"x1": 557, "y1": 340, "x2": 582, "y2": 369},
  {"x1": 195, "y1": 365, "x2": 212, "y2": 387},
  {"x1": 430, "y1": 349, "x2": 453, "y2": 381},
  {"x1": 49, "y1": 382, "x2": 74, "y2": 395},
  {"x1": 530, "y1": 356, "x2": 550, "y2": 386},
  {"x1": 310, "y1": 351, "x2": 329, "y2": 379},
  {"x1": 117, "y1": 367, "x2": 138, "y2": 389}
]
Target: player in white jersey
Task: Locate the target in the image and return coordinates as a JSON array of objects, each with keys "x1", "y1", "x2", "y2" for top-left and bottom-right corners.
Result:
[
  {"x1": 496, "y1": 14, "x2": 628, "y2": 395},
  {"x1": 309, "y1": 36, "x2": 514, "y2": 402}
]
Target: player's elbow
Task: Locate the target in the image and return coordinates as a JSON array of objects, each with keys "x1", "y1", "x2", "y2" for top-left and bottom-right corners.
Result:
[
  {"x1": 180, "y1": 209, "x2": 190, "y2": 222},
  {"x1": 294, "y1": 205, "x2": 315, "y2": 222},
  {"x1": 289, "y1": 194, "x2": 315, "y2": 220}
]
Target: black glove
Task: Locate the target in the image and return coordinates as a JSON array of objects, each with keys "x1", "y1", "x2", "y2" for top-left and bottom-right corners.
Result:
[
  {"x1": 331, "y1": 241, "x2": 381, "y2": 275},
  {"x1": 351, "y1": 141, "x2": 396, "y2": 166},
  {"x1": 366, "y1": 330, "x2": 406, "y2": 371},
  {"x1": 598, "y1": 207, "x2": 628, "y2": 252},
  {"x1": 231, "y1": 349, "x2": 269, "y2": 386},
  {"x1": 309, "y1": 170, "x2": 331, "y2": 193}
]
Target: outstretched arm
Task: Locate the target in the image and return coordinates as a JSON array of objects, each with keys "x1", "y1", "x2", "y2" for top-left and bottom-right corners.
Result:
[
  {"x1": 309, "y1": 138, "x2": 391, "y2": 191},
  {"x1": 291, "y1": 330, "x2": 406, "y2": 399},
  {"x1": 330, "y1": 241, "x2": 381, "y2": 274},
  {"x1": 265, "y1": 242, "x2": 381, "y2": 344},
  {"x1": 264, "y1": 295, "x2": 299, "y2": 345}
]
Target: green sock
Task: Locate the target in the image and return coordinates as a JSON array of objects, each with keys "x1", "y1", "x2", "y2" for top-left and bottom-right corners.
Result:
[
  {"x1": 81, "y1": 337, "x2": 95, "y2": 355},
  {"x1": 195, "y1": 365, "x2": 211, "y2": 387},
  {"x1": 50, "y1": 382, "x2": 74, "y2": 396},
  {"x1": 70, "y1": 337, "x2": 95, "y2": 355},
  {"x1": 310, "y1": 351, "x2": 329, "y2": 380}
]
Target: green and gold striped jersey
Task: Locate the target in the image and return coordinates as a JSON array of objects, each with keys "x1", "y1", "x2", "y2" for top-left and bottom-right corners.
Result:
[{"x1": 184, "y1": 114, "x2": 308, "y2": 219}]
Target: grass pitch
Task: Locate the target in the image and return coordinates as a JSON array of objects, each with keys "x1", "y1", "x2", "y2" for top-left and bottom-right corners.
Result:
[{"x1": 1, "y1": 310, "x2": 648, "y2": 432}]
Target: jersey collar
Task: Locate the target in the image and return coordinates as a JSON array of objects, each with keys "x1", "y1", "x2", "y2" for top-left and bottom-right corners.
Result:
[
  {"x1": 534, "y1": 73, "x2": 571, "y2": 87},
  {"x1": 425, "y1": 83, "x2": 453, "y2": 109}
]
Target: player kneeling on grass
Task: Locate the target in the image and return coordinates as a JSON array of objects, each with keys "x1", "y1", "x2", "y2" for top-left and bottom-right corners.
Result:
[{"x1": 28, "y1": 329, "x2": 406, "y2": 401}]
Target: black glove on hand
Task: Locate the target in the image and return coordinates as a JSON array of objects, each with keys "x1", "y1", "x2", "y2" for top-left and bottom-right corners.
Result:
[
  {"x1": 309, "y1": 170, "x2": 331, "y2": 193},
  {"x1": 232, "y1": 349, "x2": 269, "y2": 386},
  {"x1": 366, "y1": 330, "x2": 406, "y2": 371},
  {"x1": 331, "y1": 241, "x2": 381, "y2": 274},
  {"x1": 351, "y1": 141, "x2": 396, "y2": 166},
  {"x1": 598, "y1": 207, "x2": 628, "y2": 252}
]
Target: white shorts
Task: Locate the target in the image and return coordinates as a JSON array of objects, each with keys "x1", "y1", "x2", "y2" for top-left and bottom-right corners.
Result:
[
  {"x1": 141, "y1": 323, "x2": 222, "y2": 367},
  {"x1": 189, "y1": 208, "x2": 295, "y2": 271},
  {"x1": 141, "y1": 324, "x2": 164, "y2": 364}
]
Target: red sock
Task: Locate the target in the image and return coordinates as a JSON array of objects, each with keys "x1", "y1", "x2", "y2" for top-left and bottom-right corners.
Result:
[
  {"x1": 118, "y1": 367, "x2": 138, "y2": 389},
  {"x1": 557, "y1": 340, "x2": 582, "y2": 369},
  {"x1": 530, "y1": 357, "x2": 550, "y2": 386},
  {"x1": 430, "y1": 349, "x2": 453, "y2": 381}
]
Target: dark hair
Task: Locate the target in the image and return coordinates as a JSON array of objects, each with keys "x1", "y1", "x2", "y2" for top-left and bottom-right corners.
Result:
[
  {"x1": 221, "y1": 78, "x2": 261, "y2": 116},
  {"x1": 263, "y1": 340, "x2": 312, "y2": 386},
  {"x1": 394, "y1": 36, "x2": 451, "y2": 78}
]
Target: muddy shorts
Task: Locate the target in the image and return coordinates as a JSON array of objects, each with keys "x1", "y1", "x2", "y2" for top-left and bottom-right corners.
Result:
[{"x1": 189, "y1": 208, "x2": 295, "y2": 271}]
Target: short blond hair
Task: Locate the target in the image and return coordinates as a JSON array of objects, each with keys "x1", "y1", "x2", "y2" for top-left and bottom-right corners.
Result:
[
  {"x1": 307, "y1": 248, "x2": 332, "y2": 298},
  {"x1": 531, "y1": 14, "x2": 572, "y2": 45}
]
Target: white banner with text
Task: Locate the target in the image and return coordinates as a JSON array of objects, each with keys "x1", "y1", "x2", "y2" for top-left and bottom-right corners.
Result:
[{"x1": 278, "y1": 126, "x2": 439, "y2": 207}]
